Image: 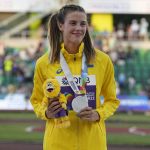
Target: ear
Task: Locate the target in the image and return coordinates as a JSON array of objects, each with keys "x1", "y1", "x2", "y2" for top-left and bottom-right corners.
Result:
[{"x1": 58, "y1": 23, "x2": 63, "y2": 32}]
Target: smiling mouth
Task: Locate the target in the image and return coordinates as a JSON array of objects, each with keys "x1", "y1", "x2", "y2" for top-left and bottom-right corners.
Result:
[{"x1": 73, "y1": 33, "x2": 82, "y2": 36}]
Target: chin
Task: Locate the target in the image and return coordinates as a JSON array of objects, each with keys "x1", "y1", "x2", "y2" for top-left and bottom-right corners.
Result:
[{"x1": 72, "y1": 39, "x2": 83, "y2": 44}]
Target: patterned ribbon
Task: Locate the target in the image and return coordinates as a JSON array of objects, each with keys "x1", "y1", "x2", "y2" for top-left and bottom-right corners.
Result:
[{"x1": 60, "y1": 51, "x2": 88, "y2": 95}]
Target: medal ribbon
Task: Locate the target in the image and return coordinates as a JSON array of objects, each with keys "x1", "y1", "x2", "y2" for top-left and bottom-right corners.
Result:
[
  {"x1": 80, "y1": 52, "x2": 88, "y2": 94},
  {"x1": 60, "y1": 51, "x2": 88, "y2": 95}
]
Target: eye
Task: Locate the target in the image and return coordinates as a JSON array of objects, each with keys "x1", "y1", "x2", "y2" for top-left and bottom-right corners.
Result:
[
  {"x1": 80, "y1": 21, "x2": 87, "y2": 27},
  {"x1": 70, "y1": 21, "x2": 76, "y2": 26},
  {"x1": 48, "y1": 83, "x2": 52, "y2": 86}
]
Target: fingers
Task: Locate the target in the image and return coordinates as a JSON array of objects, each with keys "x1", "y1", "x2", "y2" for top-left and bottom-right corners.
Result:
[
  {"x1": 78, "y1": 111, "x2": 92, "y2": 118},
  {"x1": 48, "y1": 97, "x2": 59, "y2": 103},
  {"x1": 48, "y1": 101, "x2": 61, "y2": 110},
  {"x1": 79, "y1": 116, "x2": 91, "y2": 121},
  {"x1": 78, "y1": 107, "x2": 92, "y2": 114},
  {"x1": 49, "y1": 106, "x2": 63, "y2": 117},
  {"x1": 46, "y1": 100, "x2": 63, "y2": 119},
  {"x1": 77, "y1": 107, "x2": 100, "y2": 122},
  {"x1": 77, "y1": 107, "x2": 92, "y2": 119}
]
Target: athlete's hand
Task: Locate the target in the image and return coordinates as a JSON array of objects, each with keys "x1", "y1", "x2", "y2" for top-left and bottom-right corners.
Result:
[
  {"x1": 45, "y1": 97, "x2": 62, "y2": 119},
  {"x1": 77, "y1": 107, "x2": 100, "y2": 122}
]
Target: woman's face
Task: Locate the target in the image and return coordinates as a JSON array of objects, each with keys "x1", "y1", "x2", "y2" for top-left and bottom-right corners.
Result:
[{"x1": 59, "y1": 11, "x2": 87, "y2": 46}]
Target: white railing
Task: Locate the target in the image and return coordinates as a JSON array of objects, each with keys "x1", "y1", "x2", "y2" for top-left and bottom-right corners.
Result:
[{"x1": 0, "y1": 0, "x2": 63, "y2": 38}]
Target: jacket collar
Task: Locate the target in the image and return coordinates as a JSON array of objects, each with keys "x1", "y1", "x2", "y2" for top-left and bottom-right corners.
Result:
[{"x1": 60, "y1": 42, "x2": 84, "y2": 61}]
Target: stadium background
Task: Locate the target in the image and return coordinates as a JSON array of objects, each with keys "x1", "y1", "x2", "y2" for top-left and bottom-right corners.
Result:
[{"x1": 0, "y1": 0, "x2": 150, "y2": 150}]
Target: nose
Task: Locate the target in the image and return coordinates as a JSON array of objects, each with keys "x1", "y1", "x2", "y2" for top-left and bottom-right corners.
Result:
[{"x1": 75, "y1": 23, "x2": 82, "y2": 30}]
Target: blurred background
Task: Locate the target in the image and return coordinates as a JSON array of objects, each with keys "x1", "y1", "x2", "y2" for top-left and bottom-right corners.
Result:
[{"x1": 0, "y1": 0, "x2": 150, "y2": 150}]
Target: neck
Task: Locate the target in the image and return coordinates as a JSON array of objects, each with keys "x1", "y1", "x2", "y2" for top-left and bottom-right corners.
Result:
[{"x1": 64, "y1": 43, "x2": 79, "y2": 54}]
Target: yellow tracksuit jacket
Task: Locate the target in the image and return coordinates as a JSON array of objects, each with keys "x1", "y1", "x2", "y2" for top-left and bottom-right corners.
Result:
[{"x1": 30, "y1": 43, "x2": 120, "y2": 150}]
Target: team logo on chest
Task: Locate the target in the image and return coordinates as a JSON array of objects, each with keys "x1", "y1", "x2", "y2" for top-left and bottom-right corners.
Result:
[{"x1": 56, "y1": 68, "x2": 63, "y2": 74}]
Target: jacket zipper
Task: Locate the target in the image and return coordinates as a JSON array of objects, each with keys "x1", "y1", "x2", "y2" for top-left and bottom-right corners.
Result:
[{"x1": 74, "y1": 55, "x2": 76, "y2": 61}]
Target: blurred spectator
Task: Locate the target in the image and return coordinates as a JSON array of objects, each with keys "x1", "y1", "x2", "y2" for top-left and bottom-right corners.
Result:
[
  {"x1": 126, "y1": 45, "x2": 134, "y2": 60},
  {"x1": 108, "y1": 32, "x2": 117, "y2": 51},
  {"x1": 4, "y1": 55, "x2": 13, "y2": 85},
  {"x1": 128, "y1": 76, "x2": 136, "y2": 91},
  {"x1": 139, "y1": 18, "x2": 149, "y2": 41},
  {"x1": 116, "y1": 22, "x2": 125, "y2": 40},
  {"x1": 0, "y1": 55, "x2": 4, "y2": 73},
  {"x1": 0, "y1": 42, "x2": 5, "y2": 56},
  {"x1": 109, "y1": 49, "x2": 118, "y2": 64},
  {"x1": 118, "y1": 72, "x2": 126, "y2": 94},
  {"x1": 116, "y1": 82, "x2": 120, "y2": 95},
  {"x1": 130, "y1": 19, "x2": 140, "y2": 40},
  {"x1": 0, "y1": 71, "x2": 3, "y2": 86},
  {"x1": 126, "y1": 24, "x2": 132, "y2": 40},
  {"x1": 94, "y1": 34, "x2": 103, "y2": 50},
  {"x1": 117, "y1": 44, "x2": 126, "y2": 60}
]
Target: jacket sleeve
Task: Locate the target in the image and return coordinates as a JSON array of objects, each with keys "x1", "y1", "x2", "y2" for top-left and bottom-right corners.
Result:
[
  {"x1": 96, "y1": 56, "x2": 120, "y2": 121},
  {"x1": 30, "y1": 60, "x2": 48, "y2": 120}
]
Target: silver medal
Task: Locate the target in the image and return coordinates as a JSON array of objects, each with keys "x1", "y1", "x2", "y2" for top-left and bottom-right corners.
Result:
[{"x1": 72, "y1": 95, "x2": 88, "y2": 112}]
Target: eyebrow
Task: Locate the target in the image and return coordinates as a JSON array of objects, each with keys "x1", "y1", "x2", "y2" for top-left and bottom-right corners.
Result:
[{"x1": 69, "y1": 20, "x2": 87, "y2": 22}]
